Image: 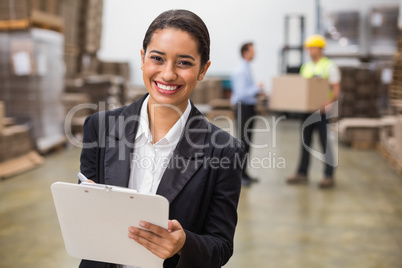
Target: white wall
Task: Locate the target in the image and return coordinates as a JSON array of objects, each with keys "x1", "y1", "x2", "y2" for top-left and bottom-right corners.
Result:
[{"x1": 99, "y1": 0, "x2": 398, "y2": 92}]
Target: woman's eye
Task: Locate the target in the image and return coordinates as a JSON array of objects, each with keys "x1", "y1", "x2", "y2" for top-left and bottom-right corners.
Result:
[
  {"x1": 150, "y1": 56, "x2": 163, "y2": 62},
  {"x1": 178, "y1": 61, "x2": 193, "y2": 67}
]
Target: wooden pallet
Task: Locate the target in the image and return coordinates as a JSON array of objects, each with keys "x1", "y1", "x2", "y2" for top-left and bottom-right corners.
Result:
[
  {"x1": 0, "y1": 151, "x2": 44, "y2": 180},
  {"x1": 377, "y1": 145, "x2": 402, "y2": 176},
  {"x1": 0, "y1": 19, "x2": 30, "y2": 30},
  {"x1": 350, "y1": 141, "x2": 377, "y2": 150},
  {"x1": 0, "y1": 10, "x2": 63, "y2": 32}
]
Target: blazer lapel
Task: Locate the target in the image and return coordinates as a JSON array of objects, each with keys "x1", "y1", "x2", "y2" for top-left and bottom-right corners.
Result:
[
  {"x1": 157, "y1": 104, "x2": 208, "y2": 203},
  {"x1": 104, "y1": 95, "x2": 148, "y2": 187}
]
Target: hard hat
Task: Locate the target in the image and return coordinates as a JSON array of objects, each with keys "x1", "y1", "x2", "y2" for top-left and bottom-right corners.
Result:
[{"x1": 304, "y1": 35, "x2": 326, "y2": 48}]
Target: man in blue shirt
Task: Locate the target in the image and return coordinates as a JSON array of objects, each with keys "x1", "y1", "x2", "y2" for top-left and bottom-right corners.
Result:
[{"x1": 231, "y1": 42, "x2": 263, "y2": 186}]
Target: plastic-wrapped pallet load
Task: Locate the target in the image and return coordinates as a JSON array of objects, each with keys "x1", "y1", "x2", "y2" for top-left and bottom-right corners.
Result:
[{"x1": 0, "y1": 28, "x2": 65, "y2": 153}]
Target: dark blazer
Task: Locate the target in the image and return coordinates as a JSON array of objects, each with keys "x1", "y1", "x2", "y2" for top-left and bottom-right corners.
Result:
[{"x1": 79, "y1": 94, "x2": 244, "y2": 268}]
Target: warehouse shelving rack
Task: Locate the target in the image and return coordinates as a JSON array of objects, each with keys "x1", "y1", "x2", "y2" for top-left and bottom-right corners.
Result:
[{"x1": 280, "y1": 14, "x2": 305, "y2": 74}]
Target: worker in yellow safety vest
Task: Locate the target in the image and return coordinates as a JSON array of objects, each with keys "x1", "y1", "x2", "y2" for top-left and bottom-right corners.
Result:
[{"x1": 286, "y1": 34, "x2": 341, "y2": 189}]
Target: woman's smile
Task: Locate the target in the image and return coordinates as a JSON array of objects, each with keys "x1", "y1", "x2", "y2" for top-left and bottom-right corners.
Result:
[{"x1": 154, "y1": 81, "x2": 183, "y2": 95}]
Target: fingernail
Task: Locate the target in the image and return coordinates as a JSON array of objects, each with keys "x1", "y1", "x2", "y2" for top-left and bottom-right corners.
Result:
[{"x1": 139, "y1": 221, "x2": 145, "y2": 227}]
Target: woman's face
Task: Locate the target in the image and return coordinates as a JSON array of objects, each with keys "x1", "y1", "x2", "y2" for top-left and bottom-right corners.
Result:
[{"x1": 141, "y1": 28, "x2": 210, "y2": 112}]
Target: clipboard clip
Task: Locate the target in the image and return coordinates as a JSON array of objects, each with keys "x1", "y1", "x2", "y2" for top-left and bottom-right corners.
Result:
[
  {"x1": 80, "y1": 182, "x2": 137, "y2": 193},
  {"x1": 105, "y1": 185, "x2": 113, "y2": 192},
  {"x1": 81, "y1": 182, "x2": 114, "y2": 192}
]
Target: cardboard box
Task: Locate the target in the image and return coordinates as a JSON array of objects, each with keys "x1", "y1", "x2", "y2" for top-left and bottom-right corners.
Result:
[
  {"x1": 0, "y1": 125, "x2": 33, "y2": 162},
  {"x1": 270, "y1": 75, "x2": 330, "y2": 112},
  {"x1": 62, "y1": 93, "x2": 92, "y2": 119},
  {"x1": 206, "y1": 109, "x2": 234, "y2": 121},
  {"x1": 0, "y1": 101, "x2": 4, "y2": 135},
  {"x1": 379, "y1": 116, "x2": 397, "y2": 146},
  {"x1": 394, "y1": 116, "x2": 402, "y2": 159},
  {"x1": 338, "y1": 118, "x2": 380, "y2": 144},
  {"x1": 209, "y1": 98, "x2": 232, "y2": 110},
  {"x1": 190, "y1": 81, "x2": 208, "y2": 104},
  {"x1": 0, "y1": 151, "x2": 44, "y2": 179}
]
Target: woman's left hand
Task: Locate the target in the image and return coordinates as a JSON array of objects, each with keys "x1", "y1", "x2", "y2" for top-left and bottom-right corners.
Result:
[{"x1": 128, "y1": 220, "x2": 186, "y2": 259}]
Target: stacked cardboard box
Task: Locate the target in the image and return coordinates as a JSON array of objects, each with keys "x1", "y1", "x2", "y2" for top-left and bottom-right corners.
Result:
[
  {"x1": 0, "y1": 29, "x2": 65, "y2": 152},
  {"x1": 369, "y1": 6, "x2": 399, "y2": 55},
  {"x1": 81, "y1": 0, "x2": 103, "y2": 54},
  {"x1": 62, "y1": 93, "x2": 91, "y2": 135},
  {"x1": 0, "y1": 102, "x2": 3, "y2": 134},
  {"x1": 0, "y1": 0, "x2": 62, "y2": 31},
  {"x1": 338, "y1": 118, "x2": 380, "y2": 148},
  {"x1": 62, "y1": 75, "x2": 128, "y2": 135},
  {"x1": 379, "y1": 116, "x2": 397, "y2": 148},
  {"x1": 0, "y1": 0, "x2": 30, "y2": 21},
  {"x1": 389, "y1": 38, "x2": 402, "y2": 101},
  {"x1": 61, "y1": 0, "x2": 81, "y2": 77},
  {"x1": 61, "y1": 0, "x2": 103, "y2": 77},
  {"x1": 0, "y1": 0, "x2": 62, "y2": 20},
  {"x1": 339, "y1": 66, "x2": 381, "y2": 118},
  {"x1": 128, "y1": 86, "x2": 147, "y2": 103},
  {"x1": 83, "y1": 75, "x2": 127, "y2": 108},
  {"x1": 62, "y1": 93, "x2": 91, "y2": 118},
  {"x1": 0, "y1": 101, "x2": 32, "y2": 162},
  {"x1": 378, "y1": 115, "x2": 402, "y2": 174},
  {"x1": 98, "y1": 61, "x2": 131, "y2": 81},
  {"x1": 0, "y1": 125, "x2": 33, "y2": 162},
  {"x1": 206, "y1": 99, "x2": 233, "y2": 121},
  {"x1": 190, "y1": 80, "x2": 208, "y2": 105},
  {"x1": 0, "y1": 101, "x2": 44, "y2": 179},
  {"x1": 190, "y1": 78, "x2": 224, "y2": 105}
]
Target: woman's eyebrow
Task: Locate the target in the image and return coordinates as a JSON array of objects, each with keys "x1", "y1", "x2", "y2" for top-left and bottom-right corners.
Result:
[
  {"x1": 149, "y1": 50, "x2": 195, "y2": 61},
  {"x1": 149, "y1": 50, "x2": 165, "y2": 55},
  {"x1": 178, "y1": 54, "x2": 195, "y2": 61}
]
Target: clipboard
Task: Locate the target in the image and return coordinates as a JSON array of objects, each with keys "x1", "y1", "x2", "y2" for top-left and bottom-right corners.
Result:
[{"x1": 51, "y1": 182, "x2": 169, "y2": 268}]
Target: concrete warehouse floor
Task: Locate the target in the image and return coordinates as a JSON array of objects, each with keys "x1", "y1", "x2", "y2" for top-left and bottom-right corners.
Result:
[{"x1": 0, "y1": 116, "x2": 402, "y2": 268}]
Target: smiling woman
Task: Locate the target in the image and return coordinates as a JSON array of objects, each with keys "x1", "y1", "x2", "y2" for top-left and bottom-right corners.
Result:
[
  {"x1": 141, "y1": 28, "x2": 210, "y2": 116},
  {"x1": 79, "y1": 9, "x2": 244, "y2": 268}
]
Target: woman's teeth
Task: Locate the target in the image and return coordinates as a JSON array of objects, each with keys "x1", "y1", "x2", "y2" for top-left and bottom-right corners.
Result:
[{"x1": 157, "y1": 82, "x2": 179, "y2": 91}]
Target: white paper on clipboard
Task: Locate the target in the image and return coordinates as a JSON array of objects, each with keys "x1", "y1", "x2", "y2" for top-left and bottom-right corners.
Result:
[{"x1": 51, "y1": 182, "x2": 169, "y2": 268}]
